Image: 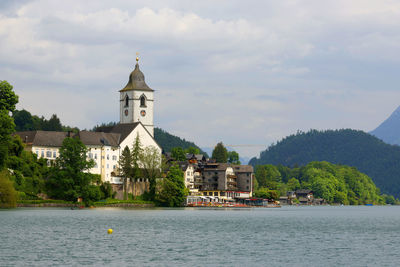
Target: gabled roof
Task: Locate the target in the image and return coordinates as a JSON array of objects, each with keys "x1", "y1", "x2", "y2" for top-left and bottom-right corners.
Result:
[
  {"x1": 15, "y1": 131, "x2": 69, "y2": 147},
  {"x1": 99, "y1": 122, "x2": 140, "y2": 143},
  {"x1": 15, "y1": 130, "x2": 121, "y2": 148},
  {"x1": 78, "y1": 131, "x2": 120, "y2": 147}
]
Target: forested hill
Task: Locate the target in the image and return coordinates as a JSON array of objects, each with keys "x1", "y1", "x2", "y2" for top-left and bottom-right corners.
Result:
[
  {"x1": 154, "y1": 128, "x2": 208, "y2": 156},
  {"x1": 249, "y1": 129, "x2": 400, "y2": 197}
]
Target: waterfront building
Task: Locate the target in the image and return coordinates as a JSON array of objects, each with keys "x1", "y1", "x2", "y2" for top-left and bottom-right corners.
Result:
[{"x1": 16, "y1": 58, "x2": 161, "y2": 189}]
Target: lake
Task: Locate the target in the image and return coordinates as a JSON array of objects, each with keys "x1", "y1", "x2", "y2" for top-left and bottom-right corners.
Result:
[{"x1": 1, "y1": 206, "x2": 400, "y2": 266}]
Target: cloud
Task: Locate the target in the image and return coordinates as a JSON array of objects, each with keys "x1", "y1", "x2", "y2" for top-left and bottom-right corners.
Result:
[{"x1": 1, "y1": 0, "x2": 400, "y2": 158}]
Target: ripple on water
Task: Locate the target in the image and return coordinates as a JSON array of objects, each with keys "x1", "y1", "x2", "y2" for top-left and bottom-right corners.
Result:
[{"x1": 1, "y1": 206, "x2": 400, "y2": 266}]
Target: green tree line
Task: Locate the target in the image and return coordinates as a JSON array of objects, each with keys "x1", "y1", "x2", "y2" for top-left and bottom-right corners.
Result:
[
  {"x1": 249, "y1": 129, "x2": 400, "y2": 198},
  {"x1": 253, "y1": 161, "x2": 393, "y2": 205}
]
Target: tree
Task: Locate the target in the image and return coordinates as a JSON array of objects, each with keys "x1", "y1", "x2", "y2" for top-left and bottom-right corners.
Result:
[
  {"x1": 42, "y1": 114, "x2": 63, "y2": 131},
  {"x1": 155, "y1": 165, "x2": 186, "y2": 207},
  {"x1": 140, "y1": 146, "x2": 162, "y2": 199},
  {"x1": 118, "y1": 146, "x2": 132, "y2": 200},
  {"x1": 287, "y1": 178, "x2": 301, "y2": 191},
  {"x1": 228, "y1": 151, "x2": 241, "y2": 164},
  {"x1": 13, "y1": 109, "x2": 34, "y2": 131},
  {"x1": 171, "y1": 147, "x2": 186, "y2": 161},
  {"x1": 185, "y1": 146, "x2": 200, "y2": 155},
  {"x1": 46, "y1": 137, "x2": 97, "y2": 204},
  {"x1": 0, "y1": 170, "x2": 17, "y2": 208},
  {"x1": 131, "y1": 134, "x2": 143, "y2": 198},
  {"x1": 0, "y1": 81, "x2": 19, "y2": 113},
  {"x1": 212, "y1": 142, "x2": 228, "y2": 163},
  {"x1": 0, "y1": 81, "x2": 18, "y2": 170}
]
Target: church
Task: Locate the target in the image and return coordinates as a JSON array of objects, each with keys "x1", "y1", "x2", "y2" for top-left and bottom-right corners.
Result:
[{"x1": 16, "y1": 57, "x2": 161, "y2": 187}]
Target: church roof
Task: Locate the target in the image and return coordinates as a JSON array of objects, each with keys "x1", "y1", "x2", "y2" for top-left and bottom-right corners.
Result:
[
  {"x1": 78, "y1": 131, "x2": 120, "y2": 147},
  {"x1": 14, "y1": 130, "x2": 121, "y2": 147},
  {"x1": 120, "y1": 63, "x2": 153, "y2": 92},
  {"x1": 15, "y1": 131, "x2": 69, "y2": 147},
  {"x1": 99, "y1": 122, "x2": 140, "y2": 143}
]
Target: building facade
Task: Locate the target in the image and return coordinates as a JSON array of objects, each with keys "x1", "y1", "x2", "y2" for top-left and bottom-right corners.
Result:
[{"x1": 16, "y1": 59, "x2": 161, "y2": 187}]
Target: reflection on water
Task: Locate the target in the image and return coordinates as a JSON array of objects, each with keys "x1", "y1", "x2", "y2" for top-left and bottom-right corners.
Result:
[{"x1": 1, "y1": 206, "x2": 400, "y2": 266}]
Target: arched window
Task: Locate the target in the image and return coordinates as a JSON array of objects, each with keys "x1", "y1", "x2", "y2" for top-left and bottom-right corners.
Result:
[
  {"x1": 125, "y1": 95, "x2": 129, "y2": 107},
  {"x1": 140, "y1": 95, "x2": 146, "y2": 107}
]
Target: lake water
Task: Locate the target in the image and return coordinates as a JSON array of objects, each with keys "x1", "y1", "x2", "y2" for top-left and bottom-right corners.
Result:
[{"x1": 1, "y1": 206, "x2": 400, "y2": 266}]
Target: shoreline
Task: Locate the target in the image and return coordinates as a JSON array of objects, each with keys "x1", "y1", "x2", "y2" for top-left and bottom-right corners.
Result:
[{"x1": 17, "y1": 203, "x2": 155, "y2": 208}]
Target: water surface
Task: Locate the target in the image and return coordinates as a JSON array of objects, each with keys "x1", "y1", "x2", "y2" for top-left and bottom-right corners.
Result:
[{"x1": 1, "y1": 206, "x2": 400, "y2": 266}]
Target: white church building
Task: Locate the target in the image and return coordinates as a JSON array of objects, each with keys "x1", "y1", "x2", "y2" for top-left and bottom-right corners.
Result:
[{"x1": 16, "y1": 57, "x2": 161, "y2": 185}]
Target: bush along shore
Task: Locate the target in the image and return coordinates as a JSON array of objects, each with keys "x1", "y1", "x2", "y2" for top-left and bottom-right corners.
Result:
[{"x1": 17, "y1": 198, "x2": 155, "y2": 208}]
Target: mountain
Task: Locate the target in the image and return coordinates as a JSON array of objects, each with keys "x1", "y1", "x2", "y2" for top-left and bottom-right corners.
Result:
[
  {"x1": 249, "y1": 129, "x2": 400, "y2": 198},
  {"x1": 154, "y1": 128, "x2": 208, "y2": 157},
  {"x1": 370, "y1": 105, "x2": 400, "y2": 145}
]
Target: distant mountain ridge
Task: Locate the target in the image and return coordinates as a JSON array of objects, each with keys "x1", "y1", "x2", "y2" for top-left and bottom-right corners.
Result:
[
  {"x1": 370, "y1": 105, "x2": 400, "y2": 145},
  {"x1": 249, "y1": 129, "x2": 400, "y2": 198}
]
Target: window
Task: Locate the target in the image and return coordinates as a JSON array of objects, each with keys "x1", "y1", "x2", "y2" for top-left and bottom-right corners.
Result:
[
  {"x1": 112, "y1": 155, "x2": 117, "y2": 161},
  {"x1": 94, "y1": 162, "x2": 98, "y2": 168},
  {"x1": 125, "y1": 95, "x2": 129, "y2": 107},
  {"x1": 46, "y1": 151, "x2": 52, "y2": 157},
  {"x1": 113, "y1": 165, "x2": 116, "y2": 169},
  {"x1": 94, "y1": 154, "x2": 97, "y2": 159},
  {"x1": 107, "y1": 155, "x2": 109, "y2": 160},
  {"x1": 53, "y1": 151, "x2": 57, "y2": 158},
  {"x1": 140, "y1": 95, "x2": 146, "y2": 107},
  {"x1": 88, "y1": 153, "x2": 93, "y2": 159},
  {"x1": 214, "y1": 192, "x2": 218, "y2": 196},
  {"x1": 107, "y1": 164, "x2": 109, "y2": 169},
  {"x1": 35, "y1": 150, "x2": 39, "y2": 155},
  {"x1": 41, "y1": 151, "x2": 44, "y2": 157}
]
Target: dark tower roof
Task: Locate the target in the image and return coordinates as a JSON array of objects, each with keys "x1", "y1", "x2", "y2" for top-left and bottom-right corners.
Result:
[{"x1": 120, "y1": 61, "x2": 153, "y2": 92}]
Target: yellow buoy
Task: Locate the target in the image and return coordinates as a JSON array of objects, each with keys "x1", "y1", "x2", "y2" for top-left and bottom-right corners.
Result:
[{"x1": 107, "y1": 228, "x2": 113, "y2": 234}]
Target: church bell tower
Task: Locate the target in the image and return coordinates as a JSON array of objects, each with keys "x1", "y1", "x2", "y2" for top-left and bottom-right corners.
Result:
[{"x1": 119, "y1": 55, "x2": 154, "y2": 136}]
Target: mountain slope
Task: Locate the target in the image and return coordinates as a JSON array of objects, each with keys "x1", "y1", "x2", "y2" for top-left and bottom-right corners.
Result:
[
  {"x1": 154, "y1": 128, "x2": 208, "y2": 156},
  {"x1": 249, "y1": 129, "x2": 400, "y2": 197},
  {"x1": 370, "y1": 105, "x2": 400, "y2": 145}
]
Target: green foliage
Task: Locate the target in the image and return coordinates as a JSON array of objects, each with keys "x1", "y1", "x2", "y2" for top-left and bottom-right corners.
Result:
[
  {"x1": 287, "y1": 178, "x2": 301, "y2": 191},
  {"x1": 118, "y1": 146, "x2": 132, "y2": 200},
  {"x1": 185, "y1": 146, "x2": 200, "y2": 155},
  {"x1": 255, "y1": 161, "x2": 385, "y2": 205},
  {"x1": 46, "y1": 137, "x2": 98, "y2": 204},
  {"x1": 249, "y1": 129, "x2": 400, "y2": 198},
  {"x1": 0, "y1": 81, "x2": 18, "y2": 113},
  {"x1": 100, "y1": 182, "x2": 115, "y2": 199},
  {"x1": 255, "y1": 164, "x2": 281, "y2": 190},
  {"x1": 13, "y1": 109, "x2": 77, "y2": 132},
  {"x1": 0, "y1": 170, "x2": 17, "y2": 208},
  {"x1": 227, "y1": 151, "x2": 241, "y2": 164},
  {"x1": 140, "y1": 146, "x2": 162, "y2": 199},
  {"x1": 212, "y1": 142, "x2": 228, "y2": 163},
  {"x1": 254, "y1": 187, "x2": 279, "y2": 200},
  {"x1": 6, "y1": 135, "x2": 48, "y2": 198},
  {"x1": 155, "y1": 165, "x2": 186, "y2": 207},
  {"x1": 171, "y1": 147, "x2": 186, "y2": 161},
  {"x1": 154, "y1": 127, "x2": 208, "y2": 157},
  {"x1": 0, "y1": 81, "x2": 18, "y2": 170}
]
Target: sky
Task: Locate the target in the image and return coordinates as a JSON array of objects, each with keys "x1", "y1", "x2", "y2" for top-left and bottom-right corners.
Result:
[{"x1": 1, "y1": 0, "x2": 400, "y2": 159}]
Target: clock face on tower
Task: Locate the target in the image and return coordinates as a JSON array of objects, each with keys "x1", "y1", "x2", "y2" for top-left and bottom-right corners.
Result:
[
  {"x1": 124, "y1": 109, "x2": 128, "y2": 116},
  {"x1": 140, "y1": 110, "x2": 146, "y2": 117}
]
